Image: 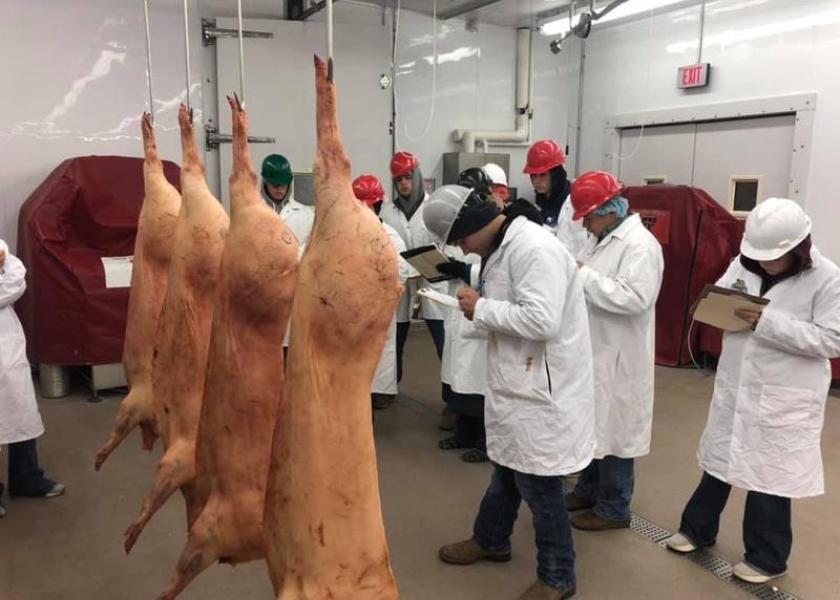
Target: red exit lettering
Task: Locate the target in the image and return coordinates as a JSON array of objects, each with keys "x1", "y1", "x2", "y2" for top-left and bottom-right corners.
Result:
[
  {"x1": 678, "y1": 63, "x2": 710, "y2": 89},
  {"x1": 683, "y1": 66, "x2": 701, "y2": 85}
]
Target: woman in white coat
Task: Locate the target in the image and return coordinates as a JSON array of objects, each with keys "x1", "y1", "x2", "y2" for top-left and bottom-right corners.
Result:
[
  {"x1": 665, "y1": 198, "x2": 840, "y2": 584},
  {"x1": 0, "y1": 240, "x2": 65, "y2": 517},
  {"x1": 562, "y1": 171, "x2": 664, "y2": 532},
  {"x1": 426, "y1": 185, "x2": 595, "y2": 600},
  {"x1": 379, "y1": 152, "x2": 449, "y2": 379},
  {"x1": 352, "y1": 175, "x2": 413, "y2": 410},
  {"x1": 523, "y1": 140, "x2": 589, "y2": 258}
]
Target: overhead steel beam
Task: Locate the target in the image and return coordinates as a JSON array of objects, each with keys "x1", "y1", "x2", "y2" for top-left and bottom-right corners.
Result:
[
  {"x1": 438, "y1": 0, "x2": 505, "y2": 21},
  {"x1": 288, "y1": 0, "x2": 342, "y2": 21}
]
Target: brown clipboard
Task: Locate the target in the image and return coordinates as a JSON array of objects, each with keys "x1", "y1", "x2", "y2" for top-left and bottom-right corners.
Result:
[{"x1": 691, "y1": 284, "x2": 770, "y2": 332}]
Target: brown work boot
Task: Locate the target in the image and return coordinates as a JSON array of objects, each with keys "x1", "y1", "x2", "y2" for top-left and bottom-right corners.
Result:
[
  {"x1": 564, "y1": 493, "x2": 595, "y2": 511},
  {"x1": 438, "y1": 538, "x2": 511, "y2": 565},
  {"x1": 518, "y1": 580, "x2": 576, "y2": 600},
  {"x1": 571, "y1": 509, "x2": 630, "y2": 531}
]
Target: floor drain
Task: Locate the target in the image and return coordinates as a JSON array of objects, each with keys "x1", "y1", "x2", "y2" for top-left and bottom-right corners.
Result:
[{"x1": 626, "y1": 513, "x2": 803, "y2": 600}]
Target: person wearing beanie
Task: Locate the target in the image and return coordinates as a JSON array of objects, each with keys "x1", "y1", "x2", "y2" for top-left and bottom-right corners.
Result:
[
  {"x1": 425, "y1": 185, "x2": 595, "y2": 600},
  {"x1": 523, "y1": 140, "x2": 589, "y2": 258},
  {"x1": 563, "y1": 171, "x2": 664, "y2": 533}
]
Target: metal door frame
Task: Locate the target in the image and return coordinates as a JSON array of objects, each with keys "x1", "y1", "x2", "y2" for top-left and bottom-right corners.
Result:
[{"x1": 603, "y1": 92, "x2": 816, "y2": 204}]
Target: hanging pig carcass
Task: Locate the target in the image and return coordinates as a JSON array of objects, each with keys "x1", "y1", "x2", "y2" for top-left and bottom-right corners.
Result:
[
  {"x1": 155, "y1": 95, "x2": 300, "y2": 600},
  {"x1": 95, "y1": 113, "x2": 181, "y2": 470},
  {"x1": 124, "y1": 105, "x2": 229, "y2": 553},
  {"x1": 263, "y1": 56, "x2": 402, "y2": 600}
]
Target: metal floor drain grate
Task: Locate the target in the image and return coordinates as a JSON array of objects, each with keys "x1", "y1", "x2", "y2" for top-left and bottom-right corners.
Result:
[
  {"x1": 622, "y1": 513, "x2": 803, "y2": 600},
  {"x1": 630, "y1": 513, "x2": 672, "y2": 543}
]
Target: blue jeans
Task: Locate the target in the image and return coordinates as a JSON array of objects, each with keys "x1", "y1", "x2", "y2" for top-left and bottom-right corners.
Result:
[
  {"x1": 572, "y1": 456, "x2": 635, "y2": 522},
  {"x1": 679, "y1": 472, "x2": 792, "y2": 575},
  {"x1": 473, "y1": 464, "x2": 576, "y2": 589}
]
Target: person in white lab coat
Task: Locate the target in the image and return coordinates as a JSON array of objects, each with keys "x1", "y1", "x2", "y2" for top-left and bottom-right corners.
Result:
[
  {"x1": 557, "y1": 171, "x2": 664, "y2": 532},
  {"x1": 380, "y1": 152, "x2": 451, "y2": 427},
  {"x1": 427, "y1": 185, "x2": 595, "y2": 600},
  {"x1": 261, "y1": 153, "x2": 315, "y2": 355},
  {"x1": 664, "y1": 198, "x2": 840, "y2": 584},
  {"x1": 260, "y1": 153, "x2": 315, "y2": 248},
  {"x1": 0, "y1": 240, "x2": 65, "y2": 517},
  {"x1": 523, "y1": 140, "x2": 589, "y2": 258},
  {"x1": 352, "y1": 174, "x2": 413, "y2": 410}
]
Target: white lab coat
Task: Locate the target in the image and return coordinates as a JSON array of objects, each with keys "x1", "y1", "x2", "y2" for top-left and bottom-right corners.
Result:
[
  {"x1": 372, "y1": 222, "x2": 413, "y2": 395},
  {"x1": 266, "y1": 193, "x2": 314, "y2": 347},
  {"x1": 0, "y1": 240, "x2": 45, "y2": 445},
  {"x1": 441, "y1": 253, "x2": 485, "y2": 396},
  {"x1": 577, "y1": 214, "x2": 664, "y2": 459},
  {"x1": 555, "y1": 194, "x2": 590, "y2": 260},
  {"x1": 698, "y1": 248, "x2": 840, "y2": 498},
  {"x1": 379, "y1": 193, "x2": 451, "y2": 322},
  {"x1": 473, "y1": 217, "x2": 596, "y2": 476},
  {"x1": 263, "y1": 191, "x2": 315, "y2": 250}
]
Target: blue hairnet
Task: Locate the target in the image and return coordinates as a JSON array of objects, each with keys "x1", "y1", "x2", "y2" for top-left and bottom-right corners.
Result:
[{"x1": 593, "y1": 195, "x2": 629, "y2": 218}]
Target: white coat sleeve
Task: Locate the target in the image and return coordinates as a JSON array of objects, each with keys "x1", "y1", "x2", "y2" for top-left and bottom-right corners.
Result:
[
  {"x1": 753, "y1": 274, "x2": 840, "y2": 359},
  {"x1": 473, "y1": 244, "x2": 565, "y2": 342},
  {"x1": 556, "y1": 200, "x2": 589, "y2": 259},
  {"x1": 0, "y1": 243, "x2": 27, "y2": 309},
  {"x1": 578, "y1": 241, "x2": 663, "y2": 316}
]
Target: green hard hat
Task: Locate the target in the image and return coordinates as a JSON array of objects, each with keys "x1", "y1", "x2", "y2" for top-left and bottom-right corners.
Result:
[{"x1": 261, "y1": 154, "x2": 294, "y2": 187}]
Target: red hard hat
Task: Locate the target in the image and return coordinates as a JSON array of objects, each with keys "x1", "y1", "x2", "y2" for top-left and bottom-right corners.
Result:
[
  {"x1": 390, "y1": 152, "x2": 419, "y2": 179},
  {"x1": 352, "y1": 174, "x2": 385, "y2": 206},
  {"x1": 571, "y1": 171, "x2": 624, "y2": 220},
  {"x1": 523, "y1": 140, "x2": 566, "y2": 174}
]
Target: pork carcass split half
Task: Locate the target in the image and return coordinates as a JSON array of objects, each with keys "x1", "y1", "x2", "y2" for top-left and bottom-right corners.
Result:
[
  {"x1": 155, "y1": 95, "x2": 301, "y2": 600},
  {"x1": 263, "y1": 56, "x2": 402, "y2": 600},
  {"x1": 124, "y1": 105, "x2": 230, "y2": 554},
  {"x1": 95, "y1": 113, "x2": 181, "y2": 471}
]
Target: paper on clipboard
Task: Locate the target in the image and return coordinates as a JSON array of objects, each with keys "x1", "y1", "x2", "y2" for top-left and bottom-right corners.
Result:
[
  {"x1": 692, "y1": 284, "x2": 770, "y2": 332},
  {"x1": 399, "y1": 245, "x2": 456, "y2": 283},
  {"x1": 417, "y1": 287, "x2": 460, "y2": 309}
]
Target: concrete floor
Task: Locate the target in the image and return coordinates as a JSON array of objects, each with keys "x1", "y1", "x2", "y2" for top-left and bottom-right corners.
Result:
[{"x1": 1, "y1": 326, "x2": 839, "y2": 600}]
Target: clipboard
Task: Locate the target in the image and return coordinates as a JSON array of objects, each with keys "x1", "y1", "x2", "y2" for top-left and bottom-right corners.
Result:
[
  {"x1": 691, "y1": 284, "x2": 770, "y2": 332},
  {"x1": 400, "y1": 245, "x2": 456, "y2": 283}
]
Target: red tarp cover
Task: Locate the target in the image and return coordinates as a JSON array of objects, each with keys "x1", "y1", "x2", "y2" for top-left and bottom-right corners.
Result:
[
  {"x1": 16, "y1": 155, "x2": 180, "y2": 365},
  {"x1": 625, "y1": 185, "x2": 743, "y2": 366}
]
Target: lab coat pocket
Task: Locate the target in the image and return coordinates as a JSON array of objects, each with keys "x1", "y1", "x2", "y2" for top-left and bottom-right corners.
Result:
[
  {"x1": 488, "y1": 355, "x2": 552, "y2": 406},
  {"x1": 758, "y1": 385, "x2": 820, "y2": 450}
]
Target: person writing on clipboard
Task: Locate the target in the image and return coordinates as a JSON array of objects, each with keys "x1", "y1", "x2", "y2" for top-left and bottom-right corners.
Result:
[
  {"x1": 665, "y1": 198, "x2": 840, "y2": 585},
  {"x1": 424, "y1": 185, "x2": 595, "y2": 600}
]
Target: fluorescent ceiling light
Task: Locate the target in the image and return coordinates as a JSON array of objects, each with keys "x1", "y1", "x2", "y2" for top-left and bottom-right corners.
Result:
[{"x1": 539, "y1": 0, "x2": 692, "y2": 36}]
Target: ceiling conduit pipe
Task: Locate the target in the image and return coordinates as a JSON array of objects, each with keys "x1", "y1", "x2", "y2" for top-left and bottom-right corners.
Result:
[{"x1": 452, "y1": 26, "x2": 533, "y2": 153}]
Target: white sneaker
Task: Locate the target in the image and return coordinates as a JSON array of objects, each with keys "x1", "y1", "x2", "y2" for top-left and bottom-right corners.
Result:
[
  {"x1": 664, "y1": 532, "x2": 698, "y2": 553},
  {"x1": 733, "y1": 561, "x2": 786, "y2": 584},
  {"x1": 44, "y1": 482, "x2": 66, "y2": 498}
]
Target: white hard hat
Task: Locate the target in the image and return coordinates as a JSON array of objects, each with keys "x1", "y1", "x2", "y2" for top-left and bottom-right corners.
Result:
[
  {"x1": 423, "y1": 184, "x2": 473, "y2": 244},
  {"x1": 483, "y1": 163, "x2": 508, "y2": 187},
  {"x1": 741, "y1": 197, "x2": 812, "y2": 261}
]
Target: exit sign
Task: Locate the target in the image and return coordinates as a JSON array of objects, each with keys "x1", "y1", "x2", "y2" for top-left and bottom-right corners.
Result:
[{"x1": 678, "y1": 63, "x2": 711, "y2": 89}]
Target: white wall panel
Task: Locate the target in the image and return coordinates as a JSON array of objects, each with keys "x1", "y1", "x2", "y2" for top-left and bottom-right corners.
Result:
[
  {"x1": 575, "y1": 0, "x2": 840, "y2": 262},
  {"x1": 0, "y1": 0, "x2": 204, "y2": 252},
  {"x1": 617, "y1": 124, "x2": 696, "y2": 186}
]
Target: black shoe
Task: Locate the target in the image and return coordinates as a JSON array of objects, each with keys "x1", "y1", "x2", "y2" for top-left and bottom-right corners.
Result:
[{"x1": 10, "y1": 478, "x2": 65, "y2": 498}]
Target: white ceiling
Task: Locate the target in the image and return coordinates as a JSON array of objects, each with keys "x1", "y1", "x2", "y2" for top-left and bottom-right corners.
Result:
[{"x1": 195, "y1": 0, "x2": 573, "y2": 27}]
